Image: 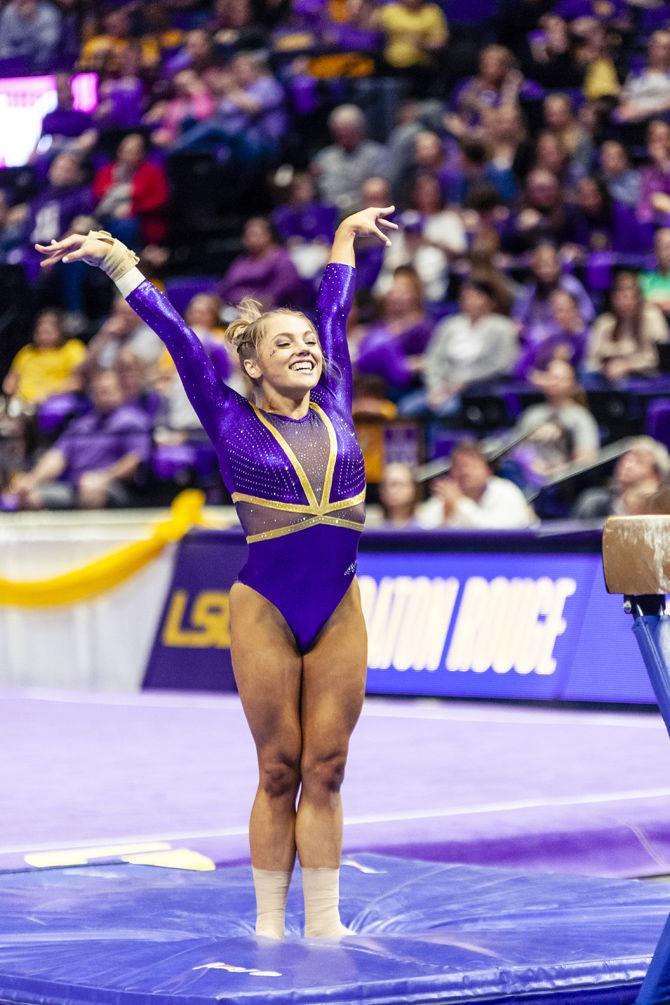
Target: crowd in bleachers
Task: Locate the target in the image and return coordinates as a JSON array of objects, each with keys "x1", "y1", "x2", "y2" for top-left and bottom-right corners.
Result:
[{"x1": 2, "y1": 0, "x2": 670, "y2": 523}]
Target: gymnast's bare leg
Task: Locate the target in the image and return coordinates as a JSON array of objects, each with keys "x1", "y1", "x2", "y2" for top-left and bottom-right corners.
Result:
[{"x1": 230, "y1": 579, "x2": 367, "y2": 938}]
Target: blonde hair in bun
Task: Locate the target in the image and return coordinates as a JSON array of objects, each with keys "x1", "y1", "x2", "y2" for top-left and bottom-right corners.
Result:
[{"x1": 225, "y1": 298, "x2": 325, "y2": 378}]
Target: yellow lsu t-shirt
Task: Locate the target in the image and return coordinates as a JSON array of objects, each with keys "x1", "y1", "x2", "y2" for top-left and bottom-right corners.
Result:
[
  {"x1": 379, "y1": 3, "x2": 448, "y2": 69},
  {"x1": 11, "y1": 339, "x2": 86, "y2": 405}
]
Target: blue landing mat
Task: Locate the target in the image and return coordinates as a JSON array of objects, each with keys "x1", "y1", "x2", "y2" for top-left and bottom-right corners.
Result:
[{"x1": 1, "y1": 853, "x2": 669, "y2": 1004}]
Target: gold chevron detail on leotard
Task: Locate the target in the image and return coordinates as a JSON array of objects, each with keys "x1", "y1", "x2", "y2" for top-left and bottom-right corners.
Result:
[{"x1": 232, "y1": 402, "x2": 365, "y2": 543}]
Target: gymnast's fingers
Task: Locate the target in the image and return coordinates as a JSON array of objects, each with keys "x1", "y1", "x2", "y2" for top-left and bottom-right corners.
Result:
[
  {"x1": 37, "y1": 250, "x2": 68, "y2": 268},
  {"x1": 377, "y1": 217, "x2": 399, "y2": 231},
  {"x1": 373, "y1": 225, "x2": 393, "y2": 247},
  {"x1": 35, "y1": 234, "x2": 83, "y2": 255}
]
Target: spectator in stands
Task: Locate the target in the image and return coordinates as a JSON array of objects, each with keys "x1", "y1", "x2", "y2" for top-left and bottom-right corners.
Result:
[
  {"x1": 530, "y1": 130, "x2": 583, "y2": 190},
  {"x1": 516, "y1": 288, "x2": 587, "y2": 377},
  {"x1": 419, "y1": 440, "x2": 533, "y2": 528},
  {"x1": 83, "y1": 295, "x2": 163, "y2": 373},
  {"x1": 208, "y1": 0, "x2": 268, "y2": 52},
  {"x1": 172, "y1": 53, "x2": 286, "y2": 165},
  {"x1": 153, "y1": 292, "x2": 241, "y2": 434},
  {"x1": 405, "y1": 130, "x2": 453, "y2": 195},
  {"x1": 378, "y1": 462, "x2": 420, "y2": 528},
  {"x1": 93, "y1": 133, "x2": 169, "y2": 247},
  {"x1": 23, "y1": 153, "x2": 92, "y2": 269},
  {"x1": 587, "y1": 271, "x2": 669, "y2": 382},
  {"x1": 460, "y1": 225, "x2": 516, "y2": 315},
  {"x1": 164, "y1": 28, "x2": 215, "y2": 77},
  {"x1": 641, "y1": 227, "x2": 670, "y2": 316},
  {"x1": 374, "y1": 0, "x2": 449, "y2": 97},
  {"x1": 481, "y1": 103, "x2": 526, "y2": 201},
  {"x1": 502, "y1": 170, "x2": 570, "y2": 253},
  {"x1": 599, "y1": 140, "x2": 641, "y2": 207},
  {"x1": 374, "y1": 173, "x2": 466, "y2": 301},
  {"x1": 448, "y1": 45, "x2": 523, "y2": 131},
  {"x1": 94, "y1": 44, "x2": 146, "y2": 131},
  {"x1": 344, "y1": 177, "x2": 394, "y2": 293},
  {"x1": 512, "y1": 359, "x2": 599, "y2": 485},
  {"x1": 78, "y1": 9, "x2": 135, "y2": 73},
  {"x1": 156, "y1": 291, "x2": 233, "y2": 389},
  {"x1": 356, "y1": 266, "x2": 433, "y2": 394},
  {"x1": 542, "y1": 93, "x2": 591, "y2": 172},
  {"x1": 218, "y1": 216, "x2": 302, "y2": 310},
  {"x1": 0, "y1": 0, "x2": 62, "y2": 66},
  {"x1": 116, "y1": 348, "x2": 161, "y2": 421},
  {"x1": 12, "y1": 368, "x2": 151, "y2": 510},
  {"x1": 565, "y1": 177, "x2": 641, "y2": 255},
  {"x1": 0, "y1": 192, "x2": 24, "y2": 263},
  {"x1": 143, "y1": 69, "x2": 216, "y2": 149},
  {"x1": 524, "y1": 14, "x2": 584, "y2": 91},
  {"x1": 55, "y1": 0, "x2": 86, "y2": 63},
  {"x1": 572, "y1": 16, "x2": 620, "y2": 103},
  {"x1": 311, "y1": 104, "x2": 389, "y2": 216},
  {"x1": 618, "y1": 30, "x2": 670, "y2": 124},
  {"x1": 401, "y1": 278, "x2": 518, "y2": 416},
  {"x1": 445, "y1": 137, "x2": 519, "y2": 206},
  {"x1": 638, "y1": 120, "x2": 670, "y2": 226},
  {"x1": 2, "y1": 309, "x2": 85, "y2": 409},
  {"x1": 373, "y1": 209, "x2": 447, "y2": 303},
  {"x1": 574, "y1": 437, "x2": 670, "y2": 519},
  {"x1": 37, "y1": 73, "x2": 97, "y2": 162},
  {"x1": 513, "y1": 242, "x2": 594, "y2": 349},
  {"x1": 272, "y1": 171, "x2": 338, "y2": 281}
]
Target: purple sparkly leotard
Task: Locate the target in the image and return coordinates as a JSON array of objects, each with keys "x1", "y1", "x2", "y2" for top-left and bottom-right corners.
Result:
[{"x1": 125, "y1": 263, "x2": 366, "y2": 652}]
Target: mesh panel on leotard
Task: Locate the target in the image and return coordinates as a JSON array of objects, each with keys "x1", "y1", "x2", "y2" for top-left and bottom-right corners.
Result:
[{"x1": 227, "y1": 402, "x2": 366, "y2": 542}]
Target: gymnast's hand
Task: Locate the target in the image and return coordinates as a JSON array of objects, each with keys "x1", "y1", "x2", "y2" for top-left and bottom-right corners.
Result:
[
  {"x1": 338, "y1": 206, "x2": 398, "y2": 247},
  {"x1": 34, "y1": 232, "x2": 113, "y2": 269}
]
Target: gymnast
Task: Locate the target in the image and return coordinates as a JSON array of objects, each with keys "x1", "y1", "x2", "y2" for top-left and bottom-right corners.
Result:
[{"x1": 36, "y1": 205, "x2": 397, "y2": 940}]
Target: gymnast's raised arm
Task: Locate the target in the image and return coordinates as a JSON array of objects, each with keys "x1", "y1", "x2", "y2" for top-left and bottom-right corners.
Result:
[
  {"x1": 317, "y1": 206, "x2": 397, "y2": 411},
  {"x1": 35, "y1": 231, "x2": 230, "y2": 444}
]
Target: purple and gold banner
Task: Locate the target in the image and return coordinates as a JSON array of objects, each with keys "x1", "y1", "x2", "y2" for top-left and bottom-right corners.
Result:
[{"x1": 143, "y1": 527, "x2": 653, "y2": 704}]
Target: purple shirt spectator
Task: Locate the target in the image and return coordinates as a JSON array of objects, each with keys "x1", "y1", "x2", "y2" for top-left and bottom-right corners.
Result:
[
  {"x1": 357, "y1": 319, "x2": 433, "y2": 390},
  {"x1": 25, "y1": 185, "x2": 92, "y2": 247},
  {"x1": 56, "y1": 402, "x2": 151, "y2": 484},
  {"x1": 217, "y1": 74, "x2": 287, "y2": 145},
  {"x1": 565, "y1": 187, "x2": 649, "y2": 255},
  {"x1": 272, "y1": 203, "x2": 338, "y2": 244},
  {"x1": 219, "y1": 247, "x2": 303, "y2": 308},
  {"x1": 96, "y1": 75, "x2": 145, "y2": 130},
  {"x1": 639, "y1": 164, "x2": 670, "y2": 225},
  {"x1": 515, "y1": 328, "x2": 586, "y2": 379},
  {"x1": 41, "y1": 107, "x2": 93, "y2": 140},
  {"x1": 514, "y1": 274, "x2": 594, "y2": 347},
  {"x1": 22, "y1": 153, "x2": 92, "y2": 276}
]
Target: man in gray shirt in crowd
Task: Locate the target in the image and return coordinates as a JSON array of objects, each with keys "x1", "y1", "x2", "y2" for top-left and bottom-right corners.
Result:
[
  {"x1": 311, "y1": 104, "x2": 390, "y2": 217},
  {"x1": 0, "y1": 0, "x2": 61, "y2": 65}
]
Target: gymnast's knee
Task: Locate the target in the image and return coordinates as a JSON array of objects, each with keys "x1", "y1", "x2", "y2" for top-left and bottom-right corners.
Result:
[
  {"x1": 300, "y1": 748, "x2": 348, "y2": 797},
  {"x1": 258, "y1": 750, "x2": 301, "y2": 800}
]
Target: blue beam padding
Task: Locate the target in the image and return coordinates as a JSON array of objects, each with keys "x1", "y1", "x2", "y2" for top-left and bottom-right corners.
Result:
[
  {"x1": 638, "y1": 913, "x2": 670, "y2": 1005},
  {"x1": 632, "y1": 615, "x2": 670, "y2": 736}
]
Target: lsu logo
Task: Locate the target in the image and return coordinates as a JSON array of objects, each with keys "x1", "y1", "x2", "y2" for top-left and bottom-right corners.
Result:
[{"x1": 162, "y1": 590, "x2": 231, "y2": 648}]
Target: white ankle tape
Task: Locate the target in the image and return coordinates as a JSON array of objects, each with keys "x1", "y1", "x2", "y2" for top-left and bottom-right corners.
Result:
[
  {"x1": 252, "y1": 867, "x2": 292, "y2": 940},
  {"x1": 302, "y1": 867, "x2": 351, "y2": 939}
]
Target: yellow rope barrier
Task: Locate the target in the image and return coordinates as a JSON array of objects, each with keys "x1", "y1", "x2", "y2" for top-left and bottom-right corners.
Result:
[{"x1": 0, "y1": 490, "x2": 206, "y2": 607}]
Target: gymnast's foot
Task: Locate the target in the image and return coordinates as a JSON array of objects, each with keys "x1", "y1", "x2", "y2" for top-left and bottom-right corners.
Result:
[
  {"x1": 255, "y1": 925, "x2": 285, "y2": 941},
  {"x1": 304, "y1": 920, "x2": 354, "y2": 940}
]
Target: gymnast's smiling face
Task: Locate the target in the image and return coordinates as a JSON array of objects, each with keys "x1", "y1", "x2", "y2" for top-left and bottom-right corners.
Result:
[{"x1": 243, "y1": 312, "x2": 324, "y2": 398}]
